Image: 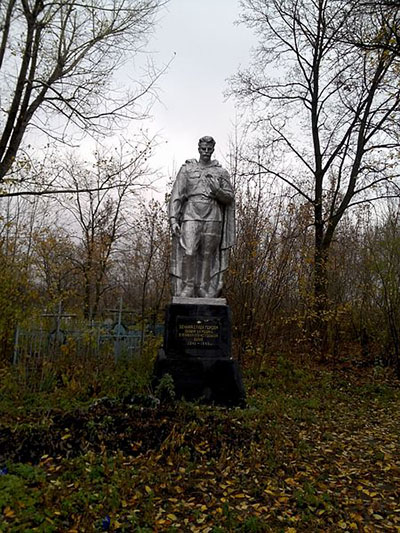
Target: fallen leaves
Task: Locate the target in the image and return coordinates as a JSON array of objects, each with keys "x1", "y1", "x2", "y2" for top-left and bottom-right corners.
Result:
[{"x1": 1, "y1": 364, "x2": 400, "y2": 531}]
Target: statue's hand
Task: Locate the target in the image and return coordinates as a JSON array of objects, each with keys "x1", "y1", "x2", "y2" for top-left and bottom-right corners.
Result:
[
  {"x1": 205, "y1": 173, "x2": 220, "y2": 195},
  {"x1": 171, "y1": 222, "x2": 181, "y2": 236},
  {"x1": 205, "y1": 172, "x2": 233, "y2": 205}
]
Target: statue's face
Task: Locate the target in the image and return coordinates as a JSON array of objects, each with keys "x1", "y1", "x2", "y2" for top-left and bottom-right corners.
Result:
[{"x1": 198, "y1": 142, "x2": 214, "y2": 162}]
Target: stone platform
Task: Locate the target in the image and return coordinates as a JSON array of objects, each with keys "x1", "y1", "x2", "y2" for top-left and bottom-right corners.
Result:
[{"x1": 153, "y1": 301, "x2": 245, "y2": 407}]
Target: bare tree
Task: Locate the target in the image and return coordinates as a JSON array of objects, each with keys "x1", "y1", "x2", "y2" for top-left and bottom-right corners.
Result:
[
  {"x1": 131, "y1": 199, "x2": 169, "y2": 349},
  {"x1": 56, "y1": 142, "x2": 151, "y2": 320},
  {"x1": 118, "y1": 198, "x2": 169, "y2": 327},
  {"x1": 352, "y1": 1, "x2": 400, "y2": 54},
  {"x1": 0, "y1": 0, "x2": 167, "y2": 186},
  {"x1": 33, "y1": 226, "x2": 80, "y2": 310},
  {"x1": 231, "y1": 0, "x2": 400, "y2": 340},
  {"x1": 0, "y1": 192, "x2": 56, "y2": 358},
  {"x1": 364, "y1": 206, "x2": 400, "y2": 375}
]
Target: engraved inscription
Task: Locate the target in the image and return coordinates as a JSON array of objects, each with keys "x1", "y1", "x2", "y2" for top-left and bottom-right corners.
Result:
[{"x1": 177, "y1": 317, "x2": 220, "y2": 347}]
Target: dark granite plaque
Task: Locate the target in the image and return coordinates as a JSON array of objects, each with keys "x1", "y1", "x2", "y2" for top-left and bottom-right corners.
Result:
[
  {"x1": 164, "y1": 303, "x2": 231, "y2": 358},
  {"x1": 176, "y1": 317, "x2": 220, "y2": 348}
]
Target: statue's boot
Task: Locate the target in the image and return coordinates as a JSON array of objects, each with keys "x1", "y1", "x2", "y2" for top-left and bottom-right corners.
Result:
[{"x1": 180, "y1": 254, "x2": 195, "y2": 297}]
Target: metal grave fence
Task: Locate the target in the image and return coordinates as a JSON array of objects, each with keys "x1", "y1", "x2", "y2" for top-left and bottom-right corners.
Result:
[{"x1": 13, "y1": 321, "x2": 164, "y2": 364}]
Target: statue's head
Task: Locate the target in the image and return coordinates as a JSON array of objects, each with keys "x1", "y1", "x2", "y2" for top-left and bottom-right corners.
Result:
[{"x1": 198, "y1": 136, "x2": 215, "y2": 162}]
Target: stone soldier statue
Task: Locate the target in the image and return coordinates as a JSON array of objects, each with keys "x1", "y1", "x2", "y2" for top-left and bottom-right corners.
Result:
[{"x1": 169, "y1": 136, "x2": 235, "y2": 298}]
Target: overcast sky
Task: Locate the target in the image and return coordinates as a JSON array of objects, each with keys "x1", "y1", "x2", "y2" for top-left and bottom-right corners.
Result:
[{"x1": 143, "y1": 0, "x2": 255, "y2": 181}]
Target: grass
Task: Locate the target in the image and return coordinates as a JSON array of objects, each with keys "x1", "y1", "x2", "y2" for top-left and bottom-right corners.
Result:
[{"x1": 0, "y1": 352, "x2": 400, "y2": 532}]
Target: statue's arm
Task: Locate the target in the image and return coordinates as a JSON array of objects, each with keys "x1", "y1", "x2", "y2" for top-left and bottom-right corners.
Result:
[
  {"x1": 169, "y1": 166, "x2": 186, "y2": 234},
  {"x1": 213, "y1": 170, "x2": 234, "y2": 205}
]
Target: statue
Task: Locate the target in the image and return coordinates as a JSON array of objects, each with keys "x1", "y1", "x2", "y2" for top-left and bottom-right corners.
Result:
[{"x1": 169, "y1": 136, "x2": 235, "y2": 298}]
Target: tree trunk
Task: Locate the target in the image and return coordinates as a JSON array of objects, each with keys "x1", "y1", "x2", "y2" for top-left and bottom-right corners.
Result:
[{"x1": 312, "y1": 215, "x2": 330, "y2": 358}]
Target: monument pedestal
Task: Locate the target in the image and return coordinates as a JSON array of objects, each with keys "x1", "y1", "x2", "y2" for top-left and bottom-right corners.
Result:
[{"x1": 153, "y1": 299, "x2": 245, "y2": 407}]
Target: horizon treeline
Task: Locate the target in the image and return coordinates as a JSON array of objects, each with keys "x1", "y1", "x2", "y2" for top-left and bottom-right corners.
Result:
[{"x1": 1, "y1": 150, "x2": 400, "y2": 376}]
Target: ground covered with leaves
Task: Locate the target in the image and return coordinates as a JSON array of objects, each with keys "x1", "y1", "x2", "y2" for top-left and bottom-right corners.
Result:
[{"x1": 1, "y1": 356, "x2": 400, "y2": 532}]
